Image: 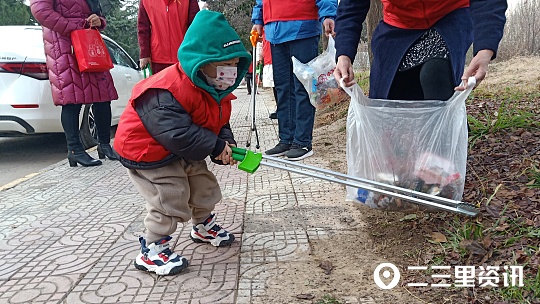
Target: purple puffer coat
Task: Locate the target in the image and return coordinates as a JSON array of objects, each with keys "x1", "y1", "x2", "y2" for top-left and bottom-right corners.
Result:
[{"x1": 30, "y1": 0, "x2": 118, "y2": 106}]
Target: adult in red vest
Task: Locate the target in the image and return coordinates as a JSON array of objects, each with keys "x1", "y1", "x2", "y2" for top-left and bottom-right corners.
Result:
[
  {"x1": 334, "y1": 0, "x2": 507, "y2": 100},
  {"x1": 252, "y1": 0, "x2": 337, "y2": 161},
  {"x1": 138, "y1": 0, "x2": 199, "y2": 74}
]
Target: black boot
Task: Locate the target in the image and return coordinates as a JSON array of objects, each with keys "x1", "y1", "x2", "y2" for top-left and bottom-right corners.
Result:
[
  {"x1": 97, "y1": 143, "x2": 119, "y2": 160},
  {"x1": 68, "y1": 151, "x2": 102, "y2": 167}
]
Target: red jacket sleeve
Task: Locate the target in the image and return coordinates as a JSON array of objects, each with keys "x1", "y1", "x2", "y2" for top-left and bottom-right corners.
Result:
[{"x1": 137, "y1": 0, "x2": 151, "y2": 59}]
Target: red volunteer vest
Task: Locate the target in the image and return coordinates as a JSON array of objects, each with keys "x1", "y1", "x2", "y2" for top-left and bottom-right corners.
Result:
[
  {"x1": 114, "y1": 64, "x2": 234, "y2": 163},
  {"x1": 142, "y1": 0, "x2": 190, "y2": 64},
  {"x1": 263, "y1": 0, "x2": 318, "y2": 23},
  {"x1": 381, "y1": 0, "x2": 469, "y2": 29}
]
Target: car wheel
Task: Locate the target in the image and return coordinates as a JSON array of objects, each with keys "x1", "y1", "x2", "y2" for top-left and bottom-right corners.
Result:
[{"x1": 80, "y1": 105, "x2": 98, "y2": 149}]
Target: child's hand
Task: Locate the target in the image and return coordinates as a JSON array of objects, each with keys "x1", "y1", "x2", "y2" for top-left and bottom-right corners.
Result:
[{"x1": 216, "y1": 141, "x2": 237, "y2": 165}]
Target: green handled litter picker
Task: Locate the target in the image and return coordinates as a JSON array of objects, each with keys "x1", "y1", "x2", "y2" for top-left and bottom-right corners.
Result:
[{"x1": 231, "y1": 147, "x2": 479, "y2": 217}]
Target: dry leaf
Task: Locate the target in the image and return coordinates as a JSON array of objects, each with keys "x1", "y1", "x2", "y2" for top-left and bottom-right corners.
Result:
[
  {"x1": 430, "y1": 232, "x2": 447, "y2": 243},
  {"x1": 515, "y1": 250, "x2": 529, "y2": 263},
  {"x1": 296, "y1": 294, "x2": 315, "y2": 300},
  {"x1": 494, "y1": 223, "x2": 510, "y2": 231},
  {"x1": 482, "y1": 235, "x2": 493, "y2": 249},
  {"x1": 459, "y1": 240, "x2": 487, "y2": 256},
  {"x1": 319, "y1": 260, "x2": 333, "y2": 275},
  {"x1": 399, "y1": 214, "x2": 417, "y2": 222}
]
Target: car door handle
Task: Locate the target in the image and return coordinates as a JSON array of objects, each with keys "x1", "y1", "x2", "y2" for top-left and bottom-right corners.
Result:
[{"x1": 124, "y1": 73, "x2": 132, "y2": 80}]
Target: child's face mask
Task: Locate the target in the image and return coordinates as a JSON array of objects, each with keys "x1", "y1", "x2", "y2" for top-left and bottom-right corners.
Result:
[{"x1": 204, "y1": 64, "x2": 237, "y2": 90}]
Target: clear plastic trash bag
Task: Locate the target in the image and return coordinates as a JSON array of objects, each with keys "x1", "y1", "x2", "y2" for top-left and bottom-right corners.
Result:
[
  {"x1": 292, "y1": 36, "x2": 348, "y2": 109},
  {"x1": 342, "y1": 78, "x2": 475, "y2": 213}
]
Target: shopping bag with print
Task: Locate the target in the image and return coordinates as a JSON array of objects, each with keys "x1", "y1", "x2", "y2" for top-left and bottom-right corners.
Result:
[{"x1": 71, "y1": 28, "x2": 113, "y2": 72}]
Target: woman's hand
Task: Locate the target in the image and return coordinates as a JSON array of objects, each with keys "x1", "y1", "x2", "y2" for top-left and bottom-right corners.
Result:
[
  {"x1": 334, "y1": 55, "x2": 356, "y2": 87},
  {"x1": 86, "y1": 14, "x2": 102, "y2": 28},
  {"x1": 251, "y1": 24, "x2": 263, "y2": 37},
  {"x1": 455, "y1": 49, "x2": 494, "y2": 91},
  {"x1": 323, "y1": 18, "x2": 335, "y2": 37}
]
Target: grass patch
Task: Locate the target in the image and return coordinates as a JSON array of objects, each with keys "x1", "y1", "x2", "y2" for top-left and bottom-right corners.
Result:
[
  {"x1": 468, "y1": 100, "x2": 537, "y2": 148},
  {"x1": 492, "y1": 217, "x2": 540, "y2": 250},
  {"x1": 526, "y1": 166, "x2": 540, "y2": 188},
  {"x1": 473, "y1": 87, "x2": 540, "y2": 101},
  {"x1": 496, "y1": 268, "x2": 540, "y2": 303},
  {"x1": 354, "y1": 70, "x2": 370, "y2": 93},
  {"x1": 315, "y1": 294, "x2": 343, "y2": 304},
  {"x1": 442, "y1": 218, "x2": 485, "y2": 257}
]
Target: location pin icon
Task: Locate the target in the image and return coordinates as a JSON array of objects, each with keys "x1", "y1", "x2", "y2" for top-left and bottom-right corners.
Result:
[{"x1": 374, "y1": 263, "x2": 401, "y2": 289}]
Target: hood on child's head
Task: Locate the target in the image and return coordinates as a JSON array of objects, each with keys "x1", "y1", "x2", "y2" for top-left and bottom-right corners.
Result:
[{"x1": 178, "y1": 10, "x2": 251, "y2": 100}]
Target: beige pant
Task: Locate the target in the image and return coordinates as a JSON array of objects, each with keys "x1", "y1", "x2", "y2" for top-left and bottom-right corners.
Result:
[{"x1": 127, "y1": 159, "x2": 222, "y2": 243}]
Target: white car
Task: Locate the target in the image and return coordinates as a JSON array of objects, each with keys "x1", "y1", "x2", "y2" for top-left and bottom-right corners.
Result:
[{"x1": 0, "y1": 25, "x2": 143, "y2": 149}]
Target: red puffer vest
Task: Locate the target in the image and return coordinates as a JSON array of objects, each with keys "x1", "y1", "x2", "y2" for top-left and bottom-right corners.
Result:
[
  {"x1": 381, "y1": 0, "x2": 469, "y2": 29},
  {"x1": 114, "y1": 64, "x2": 234, "y2": 163},
  {"x1": 263, "y1": 0, "x2": 318, "y2": 23}
]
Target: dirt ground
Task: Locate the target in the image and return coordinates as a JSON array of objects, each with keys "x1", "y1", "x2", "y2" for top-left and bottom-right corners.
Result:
[{"x1": 258, "y1": 56, "x2": 540, "y2": 304}]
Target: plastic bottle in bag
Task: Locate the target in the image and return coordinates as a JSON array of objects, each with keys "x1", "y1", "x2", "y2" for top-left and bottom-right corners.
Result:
[{"x1": 356, "y1": 188, "x2": 374, "y2": 204}]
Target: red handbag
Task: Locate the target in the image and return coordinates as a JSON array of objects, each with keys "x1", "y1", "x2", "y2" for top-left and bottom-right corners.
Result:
[{"x1": 70, "y1": 27, "x2": 114, "y2": 73}]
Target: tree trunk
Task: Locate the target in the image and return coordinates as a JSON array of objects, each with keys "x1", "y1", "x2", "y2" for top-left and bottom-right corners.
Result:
[{"x1": 366, "y1": 0, "x2": 383, "y2": 65}]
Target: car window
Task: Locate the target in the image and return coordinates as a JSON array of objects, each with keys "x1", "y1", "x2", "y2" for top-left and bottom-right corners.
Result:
[
  {"x1": 0, "y1": 27, "x2": 46, "y2": 60},
  {"x1": 104, "y1": 40, "x2": 137, "y2": 69}
]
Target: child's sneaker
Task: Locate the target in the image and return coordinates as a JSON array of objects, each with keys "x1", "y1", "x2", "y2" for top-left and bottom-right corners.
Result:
[
  {"x1": 190, "y1": 214, "x2": 235, "y2": 247},
  {"x1": 134, "y1": 236, "x2": 188, "y2": 276}
]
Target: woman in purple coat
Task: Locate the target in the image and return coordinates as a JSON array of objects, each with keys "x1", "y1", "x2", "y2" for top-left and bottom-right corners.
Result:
[{"x1": 30, "y1": 0, "x2": 119, "y2": 167}]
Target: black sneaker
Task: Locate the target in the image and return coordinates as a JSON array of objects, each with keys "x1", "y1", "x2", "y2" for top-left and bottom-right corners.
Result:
[
  {"x1": 284, "y1": 144, "x2": 313, "y2": 161},
  {"x1": 265, "y1": 143, "x2": 291, "y2": 156},
  {"x1": 269, "y1": 112, "x2": 277, "y2": 119}
]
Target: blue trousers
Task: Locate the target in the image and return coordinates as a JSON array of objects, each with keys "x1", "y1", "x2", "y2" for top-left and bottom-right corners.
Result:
[{"x1": 271, "y1": 36, "x2": 319, "y2": 147}]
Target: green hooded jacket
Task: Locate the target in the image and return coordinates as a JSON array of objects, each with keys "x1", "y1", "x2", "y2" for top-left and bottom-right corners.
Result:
[{"x1": 178, "y1": 10, "x2": 251, "y2": 102}]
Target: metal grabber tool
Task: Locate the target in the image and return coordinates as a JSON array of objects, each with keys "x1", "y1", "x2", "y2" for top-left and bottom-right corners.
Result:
[
  {"x1": 246, "y1": 30, "x2": 263, "y2": 149},
  {"x1": 230, "y1": 147, "x2": 479, "y2": 217}
]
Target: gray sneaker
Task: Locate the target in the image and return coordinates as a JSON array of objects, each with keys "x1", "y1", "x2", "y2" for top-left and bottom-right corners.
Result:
[
  {"x1": 265, "y1": 143, "x2": 291, "y2": 156},
  {"x1": 285, "y1": 145, "x2": 313, "y2": 161}
]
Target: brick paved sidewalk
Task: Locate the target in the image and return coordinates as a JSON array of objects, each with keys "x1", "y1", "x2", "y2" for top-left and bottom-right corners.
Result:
[{"x1": 0, "y1": 88, "x2": 343, "y2": 304}]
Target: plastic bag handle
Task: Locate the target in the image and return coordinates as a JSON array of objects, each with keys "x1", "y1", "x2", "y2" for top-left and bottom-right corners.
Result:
[
  {"x1": 339, "y1": 78, "x2": 355, "y2": 96},
  {"x1": 462, "y1": 76, "x2": 476, "y2": 91},
  {"x1": 339, "y1": 76, "x2": 478, "y2": 99}
]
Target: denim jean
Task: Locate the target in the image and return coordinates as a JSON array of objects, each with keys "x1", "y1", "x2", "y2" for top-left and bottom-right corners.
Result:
[
  {"x1": 61, "y1": 102, "x2": 112, "y2": 152},
  {"x1": 271, "y1": 36, "x2": 319, "y2": 148}
]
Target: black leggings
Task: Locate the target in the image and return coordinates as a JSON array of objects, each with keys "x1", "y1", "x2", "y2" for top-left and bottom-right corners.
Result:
[
  {"x1": 61, "y1": 102, "x2": 112, "y2": 152},
  {"x1": 388, "y1": 58, "x2": 454, "y2": 101},
  {"x1": 245, "y1": 73, "x2": 253, "y2": 94}
]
